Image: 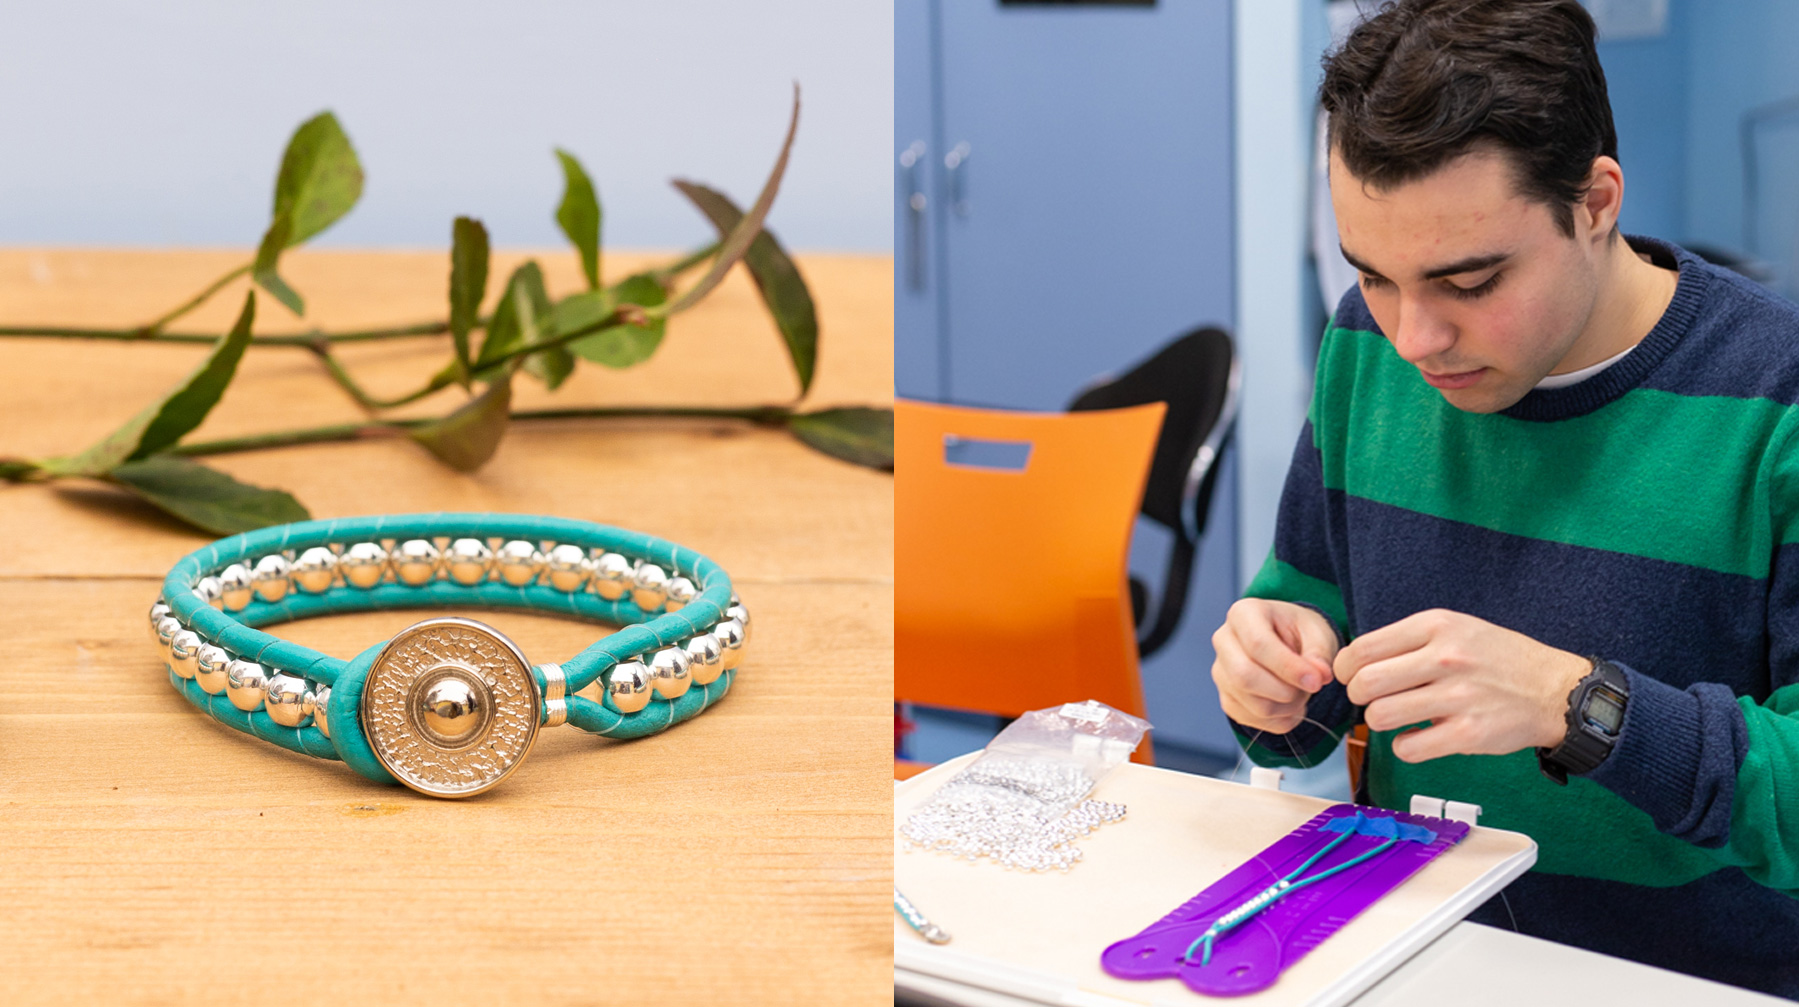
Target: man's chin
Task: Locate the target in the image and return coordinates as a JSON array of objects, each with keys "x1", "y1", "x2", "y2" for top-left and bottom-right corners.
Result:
[{"x1": 1424, "y1": 371, "x2": 1528, "y2": 414}]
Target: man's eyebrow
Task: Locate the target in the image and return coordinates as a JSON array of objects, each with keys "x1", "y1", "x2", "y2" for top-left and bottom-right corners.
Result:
[{"x1": 1339, "y1": 245, "x2": 1511, "y2": 281}]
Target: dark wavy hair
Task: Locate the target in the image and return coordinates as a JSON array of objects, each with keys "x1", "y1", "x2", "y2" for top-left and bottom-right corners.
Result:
[{"x1": 1320, "y1": 0, "x2": 1618, "y2": 237}]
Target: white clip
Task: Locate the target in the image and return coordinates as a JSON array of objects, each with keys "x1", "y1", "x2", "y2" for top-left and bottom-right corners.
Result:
[
  {"x1": 1409, "y1": 794, "x2": 1447, "y2": 818},
  {"x1": 1444, "y1": 800, "x2": 1482, "y2": 826},
  {"x1": 1249, "y1": 767, "x2": 1285, "y2": 791}
]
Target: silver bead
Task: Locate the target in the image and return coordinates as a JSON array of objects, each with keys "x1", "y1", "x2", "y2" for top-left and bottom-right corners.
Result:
[
  {"x1": 606, "y1": 660, "x2": 654, "y2": 714},
  {"x1": 495, "y1": 540, "x2": 543, "y2": 587},
  {"x1": 393, "y1": 539, "x2": 441, "y2": 586},
  {"x1": 664, "y1": 576, "x2": 697, "y2": 612},
  {"x1": 590, "y1": 552, "x2": 633, "y2": 601},
  {"x1": 631, "y1": 563, "x2": 669, "y2": 611},
  {"x1": 538, "y1": 662, "x2": 568, "y2": 728},
  {"x1": 444, "y1": 538, "x2": 493, "y2": 586},
  {"x1": 313, "y1": 684, "x2": 332, "y2": 737},
  {"x1": 225, "y1": 660, "x2": 270, "y2": 712},
  {"x1": 264, "y1": 673, "x2": 314, "y2": 727},
  {"x1": 148, "y1": 602, "x2": 171, "y2": 647},
  {"x1": 340, "y1": 541, "x2": 389, "y2": 589},
  {"x1": 714, "y1": 617, "x2": 746, "y2": 670},
  {"x1": 545, "y1": 544, "x2": 590, "y2": 593},
  {"x1": 726, "y1": 602, "x2": 752, "y2": 642},
  {"x1": 195, "y1": 577, "x2": 224, "y2": 609},
  {"x1": 155, "y1": 616, "x2": 182, "y2": 665},
  {"x1": 195, "y1": 644, "x2": 231, "y2": 695},
  {"x1": 292, "y1": 546, "x2": 338, "y2": 593},
  {"x1": 169, "y1": 629, "x2": 202, "y2": 680},
  {"x1": 251, "y1": 554, "x2": 292, "y2": 603},
  {"x1": 218, "y1": 563, "x2": 255, "y2": 611},
  {"x1": 685, "y1": 633, "x2": 725, "y2": 686},
  {"x1": 648, "y1": 646, "x2": 692, "y2": 700}
]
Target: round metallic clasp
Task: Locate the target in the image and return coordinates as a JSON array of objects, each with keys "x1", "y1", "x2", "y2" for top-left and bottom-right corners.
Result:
[{"x1": 362, "y1": 617, "x2": 542, "y2": 798}]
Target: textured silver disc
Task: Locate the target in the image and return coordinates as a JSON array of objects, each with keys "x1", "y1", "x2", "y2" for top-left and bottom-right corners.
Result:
[{"x1": 363, "y1": 617, "x2": 541, "y2": 797}]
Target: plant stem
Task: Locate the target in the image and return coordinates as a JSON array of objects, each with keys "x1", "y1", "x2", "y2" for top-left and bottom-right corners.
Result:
[
  {"x1": 0, "y1": 319, "x2": 453, "y2": 345},
  {"x1": 136, "y1": 262, "x2": 252, "y2": 335},
  {"x1": 649, "y1": 242, "x2": 721, "y2": 284},
  {"x1": 168, "y1": 405, "x2": 795, "y2": 459}
]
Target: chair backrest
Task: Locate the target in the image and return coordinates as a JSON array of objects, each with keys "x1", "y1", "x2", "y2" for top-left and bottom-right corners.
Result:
[{"x1": 895, "y1": 398, "x2": 1165, "y2": 734}]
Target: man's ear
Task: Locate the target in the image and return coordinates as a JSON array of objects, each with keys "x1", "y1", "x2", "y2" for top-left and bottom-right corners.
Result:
[{"x1": 1580, "y1": 156, "x2": 1625, "y2": 242}]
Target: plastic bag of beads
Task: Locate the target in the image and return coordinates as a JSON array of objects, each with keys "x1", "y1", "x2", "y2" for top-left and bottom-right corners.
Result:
[{"x1": 900, "y1": 700, "x2": 1151, "y2": 872}]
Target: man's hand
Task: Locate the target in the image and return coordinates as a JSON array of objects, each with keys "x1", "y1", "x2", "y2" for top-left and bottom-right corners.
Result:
[
  {"x1": 1333, "y1": 609, "x2": 1592, "y2": 763},
  {"x1": 1212, "y1": 599, "x2": 1341, "y2": 734}
]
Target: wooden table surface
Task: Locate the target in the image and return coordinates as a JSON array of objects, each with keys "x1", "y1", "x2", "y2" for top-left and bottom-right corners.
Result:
[{"x1": 0, "y1": 249, "x2": 894, "y2": 1005}]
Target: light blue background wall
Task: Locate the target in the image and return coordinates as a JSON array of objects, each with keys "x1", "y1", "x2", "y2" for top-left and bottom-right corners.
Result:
[{"x1": 0, "y1": 1, "x2": 891, "y2": 251}]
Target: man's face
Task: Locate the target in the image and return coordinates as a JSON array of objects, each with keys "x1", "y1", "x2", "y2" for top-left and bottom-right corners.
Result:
[{"x1": 1330, "y1": 146, "x2": 1601, "y2": 413}]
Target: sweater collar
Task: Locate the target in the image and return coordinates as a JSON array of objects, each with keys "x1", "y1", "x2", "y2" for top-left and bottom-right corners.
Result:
[{"x1": 1499, "y1": 234, "x2": 1710, "y2": 422}]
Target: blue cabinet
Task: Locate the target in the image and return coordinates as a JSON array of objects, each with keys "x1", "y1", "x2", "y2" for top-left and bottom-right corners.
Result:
[{"x1": 896, "y1": 0, "x2": 1243, "y2": 762}]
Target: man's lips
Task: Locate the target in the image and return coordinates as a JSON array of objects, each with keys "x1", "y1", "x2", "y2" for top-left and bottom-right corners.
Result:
[{"x1": 1420, "y1": 367, "x2": 1486, "y2": 390}]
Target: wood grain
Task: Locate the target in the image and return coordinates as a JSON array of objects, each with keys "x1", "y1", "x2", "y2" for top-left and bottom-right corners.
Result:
[{"x1": 0, "y1": 249, "x2": 893, "y2": 1005}]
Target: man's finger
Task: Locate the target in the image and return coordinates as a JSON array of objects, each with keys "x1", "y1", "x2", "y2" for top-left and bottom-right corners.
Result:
[
  {"x1": 1294, "y1": 609, "x2": 1341, "y2": 667},
  {"x1": 1335, "y1": 609, "x2": 1444, "y2": 685},
  {"x1": 1214, "y1": 630, "x2": 1305, "y2": 704},
  {"x1": 1360, "y1": 679, "x2": 1449, "y2": 732},
  {"x1": 1388, "y1": 719, "x2": 1468, "y2": 764},
  {"x1": 1233, "y1": 606, "x2": 1328, "y2": 692},
  {"x1": 1343, "y1": 650, "x2": 1447, "y2": 707}
]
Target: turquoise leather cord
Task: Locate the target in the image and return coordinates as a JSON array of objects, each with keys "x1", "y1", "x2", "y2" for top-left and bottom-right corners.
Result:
[{"x1": 155, "y1": 513, "x2": 742, "y2": 787}]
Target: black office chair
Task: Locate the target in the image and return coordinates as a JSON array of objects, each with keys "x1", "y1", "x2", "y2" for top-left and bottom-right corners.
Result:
[{"x1": 1067, "y1": 326, "x2": 1240, "y2": 658}]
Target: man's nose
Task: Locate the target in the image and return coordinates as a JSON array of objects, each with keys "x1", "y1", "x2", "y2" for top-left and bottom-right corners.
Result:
[{"x1": 1389, "y1": 295, "x2": 1456, "y2": 365}]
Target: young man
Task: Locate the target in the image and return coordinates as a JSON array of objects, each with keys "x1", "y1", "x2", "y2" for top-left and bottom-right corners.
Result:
[{"x1": 1212, "y1": 0, "x2": 1799, "y2": 995}]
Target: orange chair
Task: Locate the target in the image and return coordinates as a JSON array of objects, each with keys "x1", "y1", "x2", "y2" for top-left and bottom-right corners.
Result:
[{"x1": 895, "y1": 398, "x2": 1166, "y2": 772}]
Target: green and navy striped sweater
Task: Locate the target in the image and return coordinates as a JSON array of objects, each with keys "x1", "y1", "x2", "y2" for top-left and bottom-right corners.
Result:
[{"x1": 1240, "y1": 236, "x2": 1799, "y2": 996}]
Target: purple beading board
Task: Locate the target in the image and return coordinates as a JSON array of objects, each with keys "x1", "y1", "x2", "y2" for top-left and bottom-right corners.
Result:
[{"x1": 1100, "y1": 803, "x2": 1469, "y2": 997}]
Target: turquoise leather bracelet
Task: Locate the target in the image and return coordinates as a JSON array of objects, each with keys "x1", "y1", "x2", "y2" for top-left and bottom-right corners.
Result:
[{"x1": 148, "y1": 513, "x2": 750, "y2": 797}]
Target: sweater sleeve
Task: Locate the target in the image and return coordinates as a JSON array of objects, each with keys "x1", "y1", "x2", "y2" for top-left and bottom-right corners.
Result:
[
  {"x1": 1228, "y1": 416, "x2": 1361, "y2": 769},
  {"x1": 1584, "y1": 413, "x2": 1799, "y2": 894}
]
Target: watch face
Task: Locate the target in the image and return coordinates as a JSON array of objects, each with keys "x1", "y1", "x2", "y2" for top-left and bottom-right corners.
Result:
[{"x1": 1584, "y1": 686, "x2": 1626, "y2": 736}]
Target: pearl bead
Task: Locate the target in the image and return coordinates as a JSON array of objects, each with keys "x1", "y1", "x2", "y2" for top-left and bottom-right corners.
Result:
[
  {"x1": 714, "y1": 617, "x2": 746, "y2": 670},
  {"x1": 226, "y1": 660, "x2": 270, "y2": 712},
  {"x1": 445, "y1": 538, "x2": 493, "y2": 586},
  {"x1": 169, "y1": 630, "x2": 202, "y2": 680},
  {"x1": 545, "y1": 544, "x2": 590, "y2": 593},
  {"x1": 685, "y1": 633, "x2": 724, "y2": 686},
  {"x1": 648, "y1": 646, "x2": 692, "y2": 700},
  {"x1": 264, "y1": 673, "x2": 314, "y2": 727},
  {"x1": 495, "y1": 540, "x2": 542, "y2": 587},
  {"x1": 393, "y1": 539, "x2": 441, "y2": 586},
  {"x1": 607, "y1": 660, "x2": 653, "y2": 714},
  {"x1": 292, "y1": 546, "x2": 338, "y2": 593},
  {"x1": 195, "y1": 644, "x2": 231, "y2": 695},
  {"x1": 631, "y1": 563, "x2": 669, "y2": 612},
  {"x1": 591, "y1": 552, "x2": 633, "y2": 600},
  {"x1": 252, "y1": 554, "x2": 292, "y2": 603},
  {"x1": 664, "y1": 576, "x2": 697, "y2": 612},
  {"x1": 218, "y1": 563, "x2": 255, "y2": 611},
  {"x1": 340, "y1": 542, "x2": 389, "y2": 589}
]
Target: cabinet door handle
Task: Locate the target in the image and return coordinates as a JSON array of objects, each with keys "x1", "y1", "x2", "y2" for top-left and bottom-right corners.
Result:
[
  {"x1": 944, "y1": 142, "x2": 971, "y2": 218},
  {"x1": 900, "y1": 141, "x2": 928, "y2": 292}
]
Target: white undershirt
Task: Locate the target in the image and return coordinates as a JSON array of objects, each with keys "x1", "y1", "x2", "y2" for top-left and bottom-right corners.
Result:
[{"x1": 1535, "y1": 343, "x2": 1638, "y2": 390}]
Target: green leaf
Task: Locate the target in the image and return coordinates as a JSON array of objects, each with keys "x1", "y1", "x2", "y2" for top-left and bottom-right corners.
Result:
[
  {"x1": 43, "y1": 293, "x2": 258, "y2": 478},
  {"x1": 561, "y1": 274, "x2": 667, "y2": 368},
  {"x1": 479, "y1": 261, "x2": 551, "y2": 367},
  {"x1": 250, "y1": 112, "x2": 363, "y2": 317},
  {"x1": 786, "y1": 407, "x2": 893, "y2": 471},
  {"x1": 252, "y1": 216, "x2": 304, "y2": 315},
  {"x1": 671, "y1": 181, "x2": 818, "y2": 394},
  {"x1": 523, "y1": 345, "x2": 576, "y2": 389},
  {"x1": 449, "y1": 216, "x2": 490, "y2": 381},
  {"x1": 661, "y1": 84, "x2": 801, "y2": 316},
  {"x1": 409, "y1": 377, "x2": 513, "y2": 472},
  {"x1": 554, "y1": 149, "x2": 602, "y2": 290},
  {"x1": 110, "y1": 456, "x2": 310, "y2": 535},
  {"x1": 272, "y1": 112, "x2": 365, "y2": 246}
]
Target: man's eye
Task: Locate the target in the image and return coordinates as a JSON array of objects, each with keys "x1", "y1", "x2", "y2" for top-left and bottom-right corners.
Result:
[
  {"x1": 1447, "y1": 273, "x2": 1502, "y2": 301},
  {"x1": 1360, "y1": 274, "x2": 1390, "y2": 290}
]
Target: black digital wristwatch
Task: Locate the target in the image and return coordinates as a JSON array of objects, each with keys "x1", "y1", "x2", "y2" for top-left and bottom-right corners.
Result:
[{"x1": 1536, "y1": 657, "x2": 1629, "y2": 785}]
